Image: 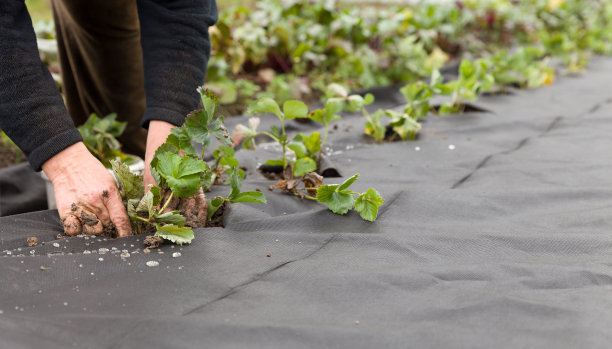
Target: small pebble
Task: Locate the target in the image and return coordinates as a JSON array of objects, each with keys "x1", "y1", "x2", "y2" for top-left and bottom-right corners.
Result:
[
  {"x1": 98, "y1": 258, "x2": 104, "y2": 262},
  {"x1": 63, "y1": 302, "x2": 68, "y2": 306},
  {"x1": 448, "y1": 144, "x2": 456, "y2": 150},
  {"x1": 415, "y1": 146, "x2": 420, "y2": 151},
  {"x1": 146, "y1": 261, "x2": 159, "y2": 267},
  {"x1": 26, "y1": 237, "x2": 38, "y2": 247},
  {"x1": 266, "y1": 253, "x2": 272, "y2": 257},
  {"x1": 0, "y1": 310, "x2": 3, "y2": 314},
  {"x1": 39, "y1": 266, "x2": 48, "y2": 271},
  {"x1": 83, "y1": 250, "x2": 91, "y2": 255},
  {"x1": 172, "y1": 252, "x2": 181, "y2": 258},
  {"x1": 56, "y1": 234, "x2": 63, "y2": 239},
  {"x1": 355, "y1": 320, "x2": 360, "y2": 325},
  {"x1": 120, "y1": 252, "x2": 131, "y2": 258},
  {"x1": 52, "y1": 243, "x2": 60, "y2": 248},
  {"x1": 143, "y1": 248, "x2": 151, "y2": 254}
]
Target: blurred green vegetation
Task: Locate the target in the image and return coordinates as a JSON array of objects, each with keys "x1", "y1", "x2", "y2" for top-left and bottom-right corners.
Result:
[
  {"x1": 25, "y1": 0, "x2": 52, "y2": 22},
  {"x1": 24, "y1": 0, "x2": 256, "y2": 23}
]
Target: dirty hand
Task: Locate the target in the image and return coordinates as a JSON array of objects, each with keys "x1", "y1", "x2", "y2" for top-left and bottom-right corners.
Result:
[
  {"x1": 42, "y1": 142, "x2": 132, "y2": 237},
  {"x1": 143, "y1": 120, "x2": 208, "y2": 227}
]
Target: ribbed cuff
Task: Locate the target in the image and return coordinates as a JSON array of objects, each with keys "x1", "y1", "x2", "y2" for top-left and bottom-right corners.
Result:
[
  {"x1": 140, "y1": 107, "x2": 187, "y2": 129},
  {"x1": 28, "y1": 128, "x2": 83, "y2": 171}
]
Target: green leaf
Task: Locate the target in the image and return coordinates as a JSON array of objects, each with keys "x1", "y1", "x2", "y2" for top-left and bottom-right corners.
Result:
[
  {"x1": 354, "y1": 189, "x2": 384, "y2": 222},
  {"x1": 265, "y1": 159, "x2": 285, "y2": 166},
  {"x1": 283, "y1": 100, "x2": 308, "y2": 119},
  {"x1": 325, "y1": 191, "x2": 355, "y2": 215},
  {"x1": 248, "y1": 97, "x2": 282, "y2": 119},
  {"x1": 155, "y1": 152, "x2": 182, "y2": 180},
  {"x1": 185, "y1": 110, "x2": 212, "y2": 144},
  {"x1": 364, "y1": 93, "x2": 375, "y2": 105},
  {"x1": 166, "y1": 174, "x2": 202, "y2": 198},
  {"x1": 229, "y1": 169, "x2": 242, "y2": 199},
  {"x1": 338, "y1": 173, "x2": 359, "y2": 191},
  {"x1": 303, "y1": 132, "x2": 321, "y2": 155},
  {"x1": 177, "y1": 157, "x2": 208, "y2": 178},
  {"x1": 207, "y1": 197, "x2": 225, "y2": 221},
  {"x1": 230, "y1": 191, "x2": 267, "y2": 204},
  {"x1": 149, "y1": 185, "x2": 162, "y2": 207},
  {"x1": 136, "y1": 190, "x2": 154, "y2": 216},
  {"x1": 110, "y1": 160, "x2": 144, "y2": 201},
  {"x1": 293, "y1": 157, "x2": 317, "y2": 177},
  {"x1": 156, "y1": 211, "x2": 186, "y2": 226},
  {"x1": 200, "y1": 89, "x2": 218, "y2": 125},
  {"x1": 288, "y1": 141, "x2": 308, "y2": 159},
  {"x1": 170, "y1": 127, "x2": 197, "y2": 157},
  {"x1": 323, "y1": 98, "x2": 345, "y2": 125},
  {"x1": 154, "y1": 224, "x2": 194, "y2": 245},
  {"x1": 316, "y1": 184, "x2": 339, "y2": 203}
]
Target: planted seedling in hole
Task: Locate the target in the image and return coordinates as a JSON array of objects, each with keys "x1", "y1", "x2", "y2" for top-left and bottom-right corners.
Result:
[
  {"x1": 112, "y1": 89, "x2": 266, "y2": 245},
  {"x1": 78, "y1": 113, "x2": 134, "y2": 168},
  {"x1": 431, "y1": 59, "x2": 495, "y2": 114}
]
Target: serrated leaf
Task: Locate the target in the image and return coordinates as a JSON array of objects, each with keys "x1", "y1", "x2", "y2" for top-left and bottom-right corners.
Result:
[
  {"x1": 248, "y1": 97, "x2": 282, "y2": 119},
  {"x1": 154, "y1": 224, "x2": 194, "y2": 245},
  {"x1": 323, "y1": 98, "x2": 345, "y2": 125},
  {"x1": 338, "y1": 173, "x2": 359, "y2": 191},
  {"x1": 294, "y1": 157, "x2": 317, "y2": 177},
  {"x1": 184, "y1": 110, "x2": 211, "y2": 144},
  {"x1": 283, "y1": 100, "x2": 308, "y2": 119},
  {"x1": 200, "y1": 89, "x2": 218, "y2": 124},
  {"x1": 156, "y1": 211, "x2": 186, "y2": 226},
  {"x1": 230, "y1": 191, "x2": 267, "y2": 204},
  {"x1": 228, "y1": 169, "x2": 242, "y2": 199},
  {"x1": 324, "y1": 191, "x2": 355, "y2": 215},
  {"x1": 354, "y1": 188, "x2": 384, "y2": 222},
  {"x1": 166, "y1": 174, "x2": 202, "y2": 198},
  {"x1": 136, "y1": 190, "x2": 154, "y2": 216},
  {"x1": 170, "y1": 127, "x2": 197, "y2": 157},
  {"x1": 316, "y1": 184, "x2": 339, "y2": 203},
  {"x1": 156, "y1": 152, "x2": 181, "y2": 180},
  {"x1": 110, "y1": 160, "x2": 144, "y2": 201},
  {"x1": 177, "y1": 157, "x2": 208, "y2": 178}
]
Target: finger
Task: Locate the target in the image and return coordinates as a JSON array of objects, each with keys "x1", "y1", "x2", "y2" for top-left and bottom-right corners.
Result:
[
  {"x1": 103, "y1": 188, "x2": 132, "y2": 238},
  {"x1": 72, "y1": 205, "x2": 104, "y2": 235},
  {"x1": 61, "y1": 212, "x2": 82, "y2": 236}
]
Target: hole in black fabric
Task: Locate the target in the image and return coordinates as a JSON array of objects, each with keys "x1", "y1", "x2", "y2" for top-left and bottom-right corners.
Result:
[
  {"x1": 258, "y1": 159, "x2": 342, "y2": 180},
  {"x1": 432, "y1": 103, "x2": 490, "y2": 114}
]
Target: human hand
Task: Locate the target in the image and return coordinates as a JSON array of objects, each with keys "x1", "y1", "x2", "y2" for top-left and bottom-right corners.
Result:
[
  {"x1": 143, "y1": 120, "x2": 207, "y2": 227},
  {"x1": 42, "y1": 142, "x2": 132, "y2": 237}
]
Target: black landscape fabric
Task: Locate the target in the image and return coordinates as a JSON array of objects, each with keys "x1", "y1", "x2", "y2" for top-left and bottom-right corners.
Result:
[{"x1": 2, "y1": 57, "x2": 612, "y2": 349}]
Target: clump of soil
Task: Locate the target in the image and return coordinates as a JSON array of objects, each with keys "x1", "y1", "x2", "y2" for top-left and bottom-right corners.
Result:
[
  {"x1": 144, "y1": 235, "x2": 164, "y2": 249},
  {"x1": 26, "y1": 237, "x2": 38, "y2": 247},
  {"x1": 206, "y1": 200, "x2": 230, "y2": 227}
]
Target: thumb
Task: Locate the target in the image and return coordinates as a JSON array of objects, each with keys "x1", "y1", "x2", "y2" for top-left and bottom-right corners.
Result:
[{"x1": 104, "y1": 188, "x2": 133, "y2": 238}]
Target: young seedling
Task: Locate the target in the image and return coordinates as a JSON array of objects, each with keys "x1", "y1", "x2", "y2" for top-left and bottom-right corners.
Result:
[
  {"x1": 246, "y1": 97, "x2": 309, "y2": 170},
  {"x1": 316, "y1": 174, "x2": 384, "y2": 222},
  {"x1": 78, "y1": 113, "x2": 133, "y2": 168},
  {"x1": 431, "y1": 59, "x2": 495, "y2": 114},
  {"x1": 112, "y1": 89, "x2": 266, "y2": 245}
]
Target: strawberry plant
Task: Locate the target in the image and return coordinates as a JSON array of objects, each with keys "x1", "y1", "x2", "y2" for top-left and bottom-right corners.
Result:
[
  {"x1": 432, "y1": 59, "x2": 495, "y2": 114},
  {"x1": 78, "y1": 113, "x2": 133, "y2": 168},
  {"x1": 316, "y1": 174, "x2": 384, "y2": 222},
  {"x1": 112, "y1": 89, "x2": 266, "y2": 245}
]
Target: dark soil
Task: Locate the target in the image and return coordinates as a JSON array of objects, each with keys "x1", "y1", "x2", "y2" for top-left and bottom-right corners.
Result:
[
  {"x1": 206, "y1": 200, "x2": 229, "y2": 227},
  {"x1": 0, "y1": 141, "x2": 25, "y2": 169},
  {"x1": 144, "y1": 235, "x2": 164, "y2": 249}
]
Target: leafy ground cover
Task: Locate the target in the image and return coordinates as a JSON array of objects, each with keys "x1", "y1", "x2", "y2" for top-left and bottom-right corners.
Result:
[{"x1": 206, "y1": 0, "x2": 612, "y2": 114}]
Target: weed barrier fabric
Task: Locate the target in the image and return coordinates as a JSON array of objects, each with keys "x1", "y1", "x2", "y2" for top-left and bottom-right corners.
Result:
[{"x1": 2, "y1": 58, "x2": 612, "y2": 348}]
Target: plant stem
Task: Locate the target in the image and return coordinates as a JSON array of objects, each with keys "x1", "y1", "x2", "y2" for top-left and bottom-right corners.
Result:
[
  {"x1": 319, "y1": 125, "x2": 330, "y2": 163},
  {"x1": 280, "y1": 119, "x2": 287, "y2": 169},
  {"x1": 159, "y1": 192, "x2": 174, "y2": 213},
  {"x1": 136, "y1": 216, "x2": 150, "y2": 223}
]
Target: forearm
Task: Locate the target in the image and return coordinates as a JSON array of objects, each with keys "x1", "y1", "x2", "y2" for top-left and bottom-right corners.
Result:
[
  {"x1": 0, "y1": 1, "x2": 81, "y2": 171},
  {"x1": 137, "y1": 0, "x2": 218, "y2": 128}
]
